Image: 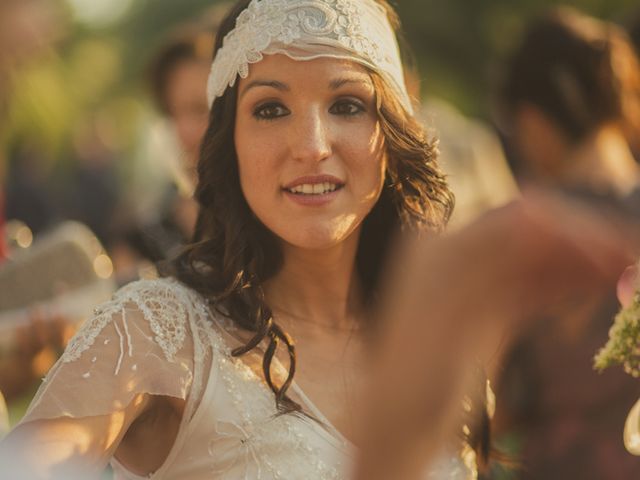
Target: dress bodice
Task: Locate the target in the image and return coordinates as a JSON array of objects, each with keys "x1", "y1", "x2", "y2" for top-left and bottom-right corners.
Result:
[{"x1": 19, "y1": 278, "x2": 475, "y2": 479}]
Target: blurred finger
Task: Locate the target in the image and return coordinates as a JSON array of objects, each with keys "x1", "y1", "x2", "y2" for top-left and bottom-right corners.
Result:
[{"x1": 617, "y1": 265, "x2": 638, "y2": 308}]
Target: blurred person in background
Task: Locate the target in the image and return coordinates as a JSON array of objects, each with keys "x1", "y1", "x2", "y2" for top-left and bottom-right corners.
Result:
[
  {"x1": 62, "y1": 117, "x2": 123, "y2": 250},
  {"x1": 403, "y1": 65, "x2": 519, "y2": 229},
  {"x1": 0, "y1": 0, "x2": 62, "y2": 98},
  {"x1": 0, "y1": 0, "x2": 63, "y2": 257},
  {"x1": 498, "y1": 6, "x2": 640, "y2": 200},
  {"x1": 115, "y1": 17, "x2": 222, "y2": 275},
  {"x1": 0, "y1": 0, "x2": 85, "y2": 436},
  {"x1": 420, "y1": 97, "x2": 519, "y2": 229},
  {"x1": 625, "y1": 8, "x2": 640, "y2": 160},
  {"x1": 628, "y1": 8, "x2": 640, "y2": 73},
  {"x1": 0, "y1": 0, "x2": 62, "y2": 436},
  {"x1": 4, "y1": 144, "x2": 63, "y2": 238},
  {"x1": 494, "y1": 7, "x2": 640, "y2": 479},
  {"x1": 149, "y1": 23, "x2": 217, "y2": 189}
]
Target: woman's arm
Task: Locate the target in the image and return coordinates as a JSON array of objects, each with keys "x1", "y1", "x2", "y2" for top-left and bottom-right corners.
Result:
[
  {"x1": 0, "y1": 393, "x2": 151, "y2": 479},
  {"x1": 0, "y1": 279, "x2": 199, "y2": 479}
]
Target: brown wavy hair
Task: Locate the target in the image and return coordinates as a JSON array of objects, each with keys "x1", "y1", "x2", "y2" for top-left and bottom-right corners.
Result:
[{"x1": 164, "y1": 0, "x2": 500, "y2": 468}]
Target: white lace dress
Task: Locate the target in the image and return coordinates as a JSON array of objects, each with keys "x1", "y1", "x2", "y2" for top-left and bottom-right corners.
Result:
[{"x1": 19, "y1": 278, "x2": 475, "y2": 479}]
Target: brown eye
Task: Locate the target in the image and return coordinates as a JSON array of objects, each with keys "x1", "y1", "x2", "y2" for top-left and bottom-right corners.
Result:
[
  {"x1": 254, "y1": 103, "x2": 290, "y2": 120},
  {"x1": 330, "y1": 99, "x2": 365, "y2": 116}
]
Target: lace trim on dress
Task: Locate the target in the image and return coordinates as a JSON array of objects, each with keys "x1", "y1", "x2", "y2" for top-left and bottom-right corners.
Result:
[
  {"x1": 62, "y1": 279, "x2": 189, "y2": 365},
  {"x1": 19, "y1": 277, "x2": 210, "y2": 430}
]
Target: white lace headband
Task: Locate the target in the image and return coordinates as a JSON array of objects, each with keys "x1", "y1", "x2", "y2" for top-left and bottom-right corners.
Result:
[{"x1": 206, "y1": 0, "x2": 413, "y2": 113}]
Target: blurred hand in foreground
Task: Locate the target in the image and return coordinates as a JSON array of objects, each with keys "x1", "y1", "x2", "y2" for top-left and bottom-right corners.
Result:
[
  {"x1": 617, "y1": 265, "x2": 639, "y2": 308},
  {"x1": 355, "y1": 191, "x2": 637, "y2": 480}
]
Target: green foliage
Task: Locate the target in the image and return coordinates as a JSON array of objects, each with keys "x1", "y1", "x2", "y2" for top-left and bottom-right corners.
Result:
[
  {"x1": 2, "y1": 57, "x2": 73, "y2": 158},
  {"x1": 595, "y1": 295, "x2": 640, "y2": 377}
]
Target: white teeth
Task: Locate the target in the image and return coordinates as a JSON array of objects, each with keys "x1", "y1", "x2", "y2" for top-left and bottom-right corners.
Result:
[{"x1": 287, "y1": 183, "x2": 339, "y2": 195}]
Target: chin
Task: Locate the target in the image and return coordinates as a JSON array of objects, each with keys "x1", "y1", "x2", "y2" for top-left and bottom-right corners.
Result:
[{"x1": 276, "y1": 215, "x2": 361, "y2": 251}]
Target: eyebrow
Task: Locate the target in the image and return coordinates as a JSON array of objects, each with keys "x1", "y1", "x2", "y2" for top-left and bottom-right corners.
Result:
[
  {"x1": 239, "y1": 75, "x2": 373, "y2": 99},
  {"x1": 239, "y1": 79, "x2": 290, "y2": 99},
  {"x1": 329, "y1": 77, "x2": 373, "y2": 90}
]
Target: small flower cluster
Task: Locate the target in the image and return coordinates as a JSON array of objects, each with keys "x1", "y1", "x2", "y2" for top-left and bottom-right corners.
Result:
[{"x1": 595, "y1": 292, "x2": 640, "y2": 377}]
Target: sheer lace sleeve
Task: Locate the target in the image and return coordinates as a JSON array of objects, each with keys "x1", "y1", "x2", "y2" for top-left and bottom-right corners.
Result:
[{"x1": 19, "y1": 278, "x2": 211, "y2": 424}]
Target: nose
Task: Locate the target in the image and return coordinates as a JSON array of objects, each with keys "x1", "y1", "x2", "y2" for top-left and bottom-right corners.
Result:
[{"x1": 289, "y1": 107, "x2": 332, "y2": 163}]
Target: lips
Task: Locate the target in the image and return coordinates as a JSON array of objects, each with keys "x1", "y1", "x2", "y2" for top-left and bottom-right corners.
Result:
[
  {"x1": 281, "y1": 174, "x2": 345, "y2": 207},
  {"x1": 282, "y1": 175, "x2": 345, "y2": 195}
]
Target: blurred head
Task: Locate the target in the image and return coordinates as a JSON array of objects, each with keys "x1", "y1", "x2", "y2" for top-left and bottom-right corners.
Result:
[
  {"x1": 0, "y1": 0, "x2": 63, "y2": 71},
  {"x1": 0, "y1": 0, "x2": 64, "y2": 136},
  {"x1": 149, "y1": 27, "x2": 215, "y2": 166},
  {"x1": 500, "y1": 7, "x2": 640, "y2": 179}
]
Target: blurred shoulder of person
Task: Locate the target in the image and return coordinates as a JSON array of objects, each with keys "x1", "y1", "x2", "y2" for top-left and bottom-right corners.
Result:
[{"x1": 419, "y1": 97, "x2": 519, "y2": 228}]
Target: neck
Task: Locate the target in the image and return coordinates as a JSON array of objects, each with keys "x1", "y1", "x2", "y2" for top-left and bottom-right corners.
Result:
[
  {"x1": 263, "y1": 230, "x2": 363, "y2": 330},
  {"x1": 558, "y1": 126, "x2": 640, "y2": 196}
]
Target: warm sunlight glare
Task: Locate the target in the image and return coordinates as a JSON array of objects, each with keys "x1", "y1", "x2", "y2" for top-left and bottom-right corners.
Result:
[{"x1": 66, "y1": 0, "x2": 134, "y2": 28}]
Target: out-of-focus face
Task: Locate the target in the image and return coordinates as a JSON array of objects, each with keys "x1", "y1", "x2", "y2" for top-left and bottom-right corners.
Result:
[
  {"x1": 0, "y1": 0, "x2": 62, "y2": 66},
  {"x1": 234, "y1": 54, "x2": 387, "y2": 251},
  {"x1": 164, "y1": 59, "x2": 211, "y2": 167},
  {"x1": 513, "y1": 104, "x2": 571, "y2": 180}
]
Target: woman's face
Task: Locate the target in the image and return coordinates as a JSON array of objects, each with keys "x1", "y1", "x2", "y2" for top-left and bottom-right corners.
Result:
[{"x1": 235, "y1": 54, "x2": 387, "y2": 250}]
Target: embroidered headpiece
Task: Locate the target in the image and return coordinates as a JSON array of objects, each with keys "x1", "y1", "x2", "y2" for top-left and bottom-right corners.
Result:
[{"x1": 206, "y1": 0, "x2": 413, "y2": 113}]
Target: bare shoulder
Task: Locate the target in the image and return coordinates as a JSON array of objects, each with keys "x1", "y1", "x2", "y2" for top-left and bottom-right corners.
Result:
[{"x1": 0, "y1": 392, "x2": 153, "y2": 478}]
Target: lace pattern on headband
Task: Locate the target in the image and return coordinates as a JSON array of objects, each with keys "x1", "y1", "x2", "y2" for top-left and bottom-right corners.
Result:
[{"x1": 207, "y1": 0, "x2": 412, "y2": 112}]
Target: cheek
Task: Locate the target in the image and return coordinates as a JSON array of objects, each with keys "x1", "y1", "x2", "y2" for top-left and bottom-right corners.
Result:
[
  {"x1": 236, "y1": 149, "x2": 265, "y2": 204},
  {"x1": 347, "y1": 126, "x2": 387, "y2": 200},
  {"x1": 235, "y1": 120, "x2": 281, "y2": 204}
]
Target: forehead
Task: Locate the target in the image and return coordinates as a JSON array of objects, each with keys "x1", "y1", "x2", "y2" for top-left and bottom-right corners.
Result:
[{"x1": 239, "y1": 54, "x2": 373, "y2": 87}]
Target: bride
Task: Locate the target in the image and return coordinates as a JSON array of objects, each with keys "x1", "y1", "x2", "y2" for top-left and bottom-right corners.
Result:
[{"x1": 0, "y1": 1, "x2": 633, "y2": 479}]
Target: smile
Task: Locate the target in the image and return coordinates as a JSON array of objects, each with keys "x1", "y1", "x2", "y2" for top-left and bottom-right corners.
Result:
[{"x1": 285, "y1": 183, "x2": 342, "y2": 195}]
